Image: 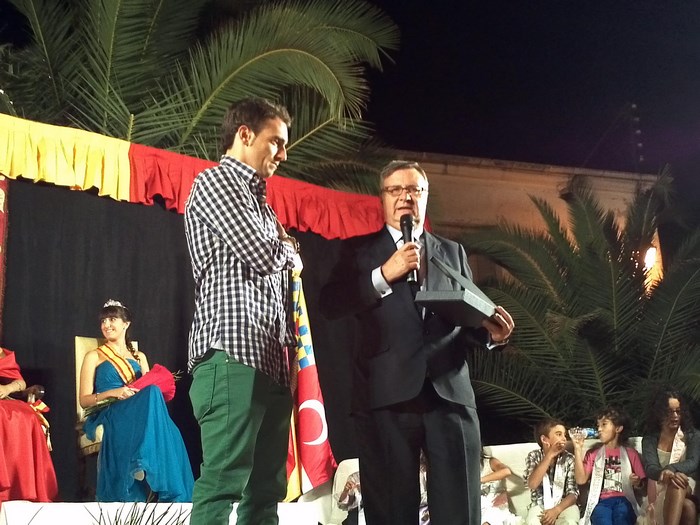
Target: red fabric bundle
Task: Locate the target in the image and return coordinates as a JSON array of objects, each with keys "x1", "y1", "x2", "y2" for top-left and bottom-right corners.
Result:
[{"x1": 130, "y1": 364, "x2": 176, "y2": 402}]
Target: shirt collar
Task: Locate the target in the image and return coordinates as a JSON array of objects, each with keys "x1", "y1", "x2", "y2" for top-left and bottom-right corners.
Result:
[
  {"x1": 221, "y1": 155, "x2": 267, "y2": 205},
  {"x1": 386, "y1": 223, "x2": 424, "y2": 244}
]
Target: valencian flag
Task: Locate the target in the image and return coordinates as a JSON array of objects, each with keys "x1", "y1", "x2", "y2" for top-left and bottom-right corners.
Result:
[{"x1": 285, "y1": 269, "x2": 337, "y2": 501}]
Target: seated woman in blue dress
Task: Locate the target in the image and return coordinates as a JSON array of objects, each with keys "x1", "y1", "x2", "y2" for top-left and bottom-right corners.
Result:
[{"x1": 78, "y1": 299, "x2": 194, "y2": 502}]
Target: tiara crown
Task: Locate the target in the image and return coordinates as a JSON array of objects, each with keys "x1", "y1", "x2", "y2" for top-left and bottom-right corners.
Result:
[{"x1": 103, "y1": 299, "x2": 125, "y2": 308}]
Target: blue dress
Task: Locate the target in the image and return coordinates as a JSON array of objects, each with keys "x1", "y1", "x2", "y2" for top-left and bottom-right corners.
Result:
[{"x1": 84, "y1": 358, "x2": 194, "y2": 502}]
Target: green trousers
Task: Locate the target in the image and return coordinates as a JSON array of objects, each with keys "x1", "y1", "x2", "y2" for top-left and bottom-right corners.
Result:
[{"x1": 189, "y1": 351, "x2": 292, "y2": 525}]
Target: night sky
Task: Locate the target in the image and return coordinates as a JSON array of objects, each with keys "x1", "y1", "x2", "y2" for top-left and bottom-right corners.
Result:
[{"x1": 366, "y1": 0, "x2": 700, "y2": 183}]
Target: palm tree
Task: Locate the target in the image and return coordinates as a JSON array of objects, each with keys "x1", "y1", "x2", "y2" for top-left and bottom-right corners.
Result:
[
  {"x1": 0, "y1": 0, "x2": 399, "y2": 191},
  {"x1": 460, "y1": 175, "x2": 700, "y2": 435}
]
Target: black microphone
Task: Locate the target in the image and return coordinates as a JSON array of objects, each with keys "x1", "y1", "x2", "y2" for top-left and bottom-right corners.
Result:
[{"x1": 400, "y1": 214, "x2": 418, "y2": 284}]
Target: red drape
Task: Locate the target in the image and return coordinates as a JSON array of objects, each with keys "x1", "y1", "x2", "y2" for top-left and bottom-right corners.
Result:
[{"x1": 128, "y1": 143, "x2": 386, "y2": 240}]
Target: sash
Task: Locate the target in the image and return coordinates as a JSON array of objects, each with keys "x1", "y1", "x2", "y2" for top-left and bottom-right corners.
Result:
[
  {"x1": 581, "y1": 447, "x2": 641, "y2": 525},
  {"x1": 0, "y1": 348, "x2": 24, "y2": 381},
  {"x1": 29, "y1": 399, "x2": 52, "y2": 450},
  {"x1": 97, "y1": 344, "x2": 136, "y2": 385},
  {"x1": 542, "y1": 457, "x2": 566, "y2": 510},
  {"x1": 647, "y1": 428, "x2": 686, "y2": 507}
]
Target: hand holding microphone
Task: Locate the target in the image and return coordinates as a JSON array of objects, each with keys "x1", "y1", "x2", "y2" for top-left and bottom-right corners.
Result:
[{"x1": 380, "y1": 214, "x2": 420, "y2": 284}]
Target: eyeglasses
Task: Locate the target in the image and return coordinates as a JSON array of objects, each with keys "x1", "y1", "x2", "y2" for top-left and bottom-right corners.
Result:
[{"x1": 381, "y1": 185, "x2": 428, "y2": 197}]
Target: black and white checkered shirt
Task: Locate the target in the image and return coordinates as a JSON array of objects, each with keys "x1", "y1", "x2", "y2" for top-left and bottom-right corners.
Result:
[
  {"x1": 184, "y1": 156, "x2": 296, "y2": 385},
  {"x1": 523, "y1": 448, "x2": 578, "y2": 506}
]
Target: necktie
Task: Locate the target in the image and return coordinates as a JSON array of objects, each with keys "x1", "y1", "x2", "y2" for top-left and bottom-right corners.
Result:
[
  {"x1": 398, "y1": 236, "x2": 424, "y2": 316},
  {"x1": 397, "y1": 236, "x2": 424, "y2": 314}
]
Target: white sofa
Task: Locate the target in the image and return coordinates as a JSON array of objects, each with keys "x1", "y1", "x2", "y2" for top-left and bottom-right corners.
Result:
[
  {"x1": 484, "y1": 437, "x2": 644, "y2": 519},
  {"x1": 316, "y1": 437, "x2": 646, "y2": 525}
]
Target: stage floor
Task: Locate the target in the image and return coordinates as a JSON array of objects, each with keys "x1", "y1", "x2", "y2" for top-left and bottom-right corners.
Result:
[{"x1": 0, "y1": 500, "x2": 321, "y2": 525}]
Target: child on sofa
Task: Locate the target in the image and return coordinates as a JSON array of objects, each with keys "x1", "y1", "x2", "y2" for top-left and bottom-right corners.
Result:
[
  {"x1": 480, "y1": 449, "x2": 521, "y2": 525},
  {"x1": 573, "y1": 406, "x2": 646, "y2": 525},
  {"x1": 523, "y1": 418, "x2": 579, "y2": 525},
  {"x1": 417, "y1": 448, "x2": 520, "y2": 525}
]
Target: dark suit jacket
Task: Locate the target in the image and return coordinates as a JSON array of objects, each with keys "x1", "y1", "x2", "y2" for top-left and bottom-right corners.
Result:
[
  {"x1": 321, "y1": 227, "x2": 487, "y2": 410},
  {"x1": 642, "y1": 428, "x2": 700, "y2": 480}
]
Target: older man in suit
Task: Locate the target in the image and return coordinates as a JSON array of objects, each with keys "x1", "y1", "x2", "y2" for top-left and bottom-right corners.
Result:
[{"x1": 321, "y1": 160, "x2": 514, "y2": 525}]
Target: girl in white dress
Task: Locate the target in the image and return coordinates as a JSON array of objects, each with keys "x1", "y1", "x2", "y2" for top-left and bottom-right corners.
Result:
[{"x1": 480, "y1": 451, "x2": 522, "y2": 525}]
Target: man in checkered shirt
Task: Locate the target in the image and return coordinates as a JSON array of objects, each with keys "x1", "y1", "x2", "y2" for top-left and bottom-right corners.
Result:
[{"x1": 184, "y1": 97, "x2": 299, "y2": 525}]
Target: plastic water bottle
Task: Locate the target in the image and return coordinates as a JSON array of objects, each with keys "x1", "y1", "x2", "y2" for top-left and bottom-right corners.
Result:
[
  {"x1": 581, "y1": 427, "x2": 599, "y2": 439},
  {"x1": 569, "y1": 426, "x2": 599, "y2": 441}
]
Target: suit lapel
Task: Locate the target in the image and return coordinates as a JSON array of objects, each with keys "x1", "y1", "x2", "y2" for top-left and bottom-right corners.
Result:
[
  {"x1": 369, "y1": 228, "x2": 398, "y2": 267},
  {"x1": 424, "y1": 232, "x2": 453, "y2": 291}
]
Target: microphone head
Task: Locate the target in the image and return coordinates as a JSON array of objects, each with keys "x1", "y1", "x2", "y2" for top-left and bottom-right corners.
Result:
[
  {"x1": 400, "y1": 213, "x2": 414, "y2": 229},
  {"x1": 400, "y1": 213, "x2": 414, "y2": 241}
]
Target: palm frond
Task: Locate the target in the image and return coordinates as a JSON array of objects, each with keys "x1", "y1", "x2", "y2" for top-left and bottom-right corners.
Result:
[
  {"x1": 461, "y1": 227, "x2": 567, "y2": 309},
  {"x1": 465, "y1": 174, "x2": 700, "y2": 431},
  {"x1": 276, "y1": 87, "x2": 389, "y2": 185},
  {"x1": 4, "y1": 0, "x2": 77, "y2": 121},
  {"x1": 0, "y1": 45, "x2": 19, "y2": 116},
  {"x1": 280, "y1": 0, "x2": 400, "y2": 68},
  {"x1": 665, "y1": 229, "x2": 700, "y2": 272},
  {"x1": 641, "y1": 260, "x2": 700, "y2": 378},
  {"x1": 67, "y1": 71, "x2": 134, "y2": 139},
  {"x1": 283, "y1": 160, "x2": 379, "y2": 193},
  {"x1": 567, "y1": 333, "x2": 632, "y2": 408},
  {"x1": 481, "y1": 284, "x2": 565, "y2": 367},
  {"x1": 164, "y1": 7, "x2": 366, "y2": 150},
  {"x1": 673, "y1": 354, "x2": 700, "y2": 405},
  {"x1": 563, "y1": 175, "x2": 620, "y2": 258},
  {"x1": 105, "y1": 0, "x2": 209, "y2": 110},
  {"x1": 74, "y1": 0, "x2": 131, "y2": 120},
  {"x1": 622, "y1": 178, "x2": 665, "y2": 252},
  {"x1": 5, "y1": 0, "x2": 399, "y2": 181},
  {"x1": 137, "y1": 0, "x2": 208, "y2": 69},
  {"x1": 567, "y1": 251, "x2": 646, "y2": 356},
  {"x1": 69, "y1": 0, "x2": 192, "y2": 128},
  {"x1": 468, "y1": 349, "x2": 564, "y2": 423},
  {"x1": 138, "y1": 0, "x2": 396, "y2": 155},
  {"x1": 530, "y1": 196, "x2": 576, "y2": 268}
]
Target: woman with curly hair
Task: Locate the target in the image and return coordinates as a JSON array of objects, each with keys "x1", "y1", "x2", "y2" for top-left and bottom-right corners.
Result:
[{"x1": 642, "y1": 389, "x2": 699, "y2": 525}]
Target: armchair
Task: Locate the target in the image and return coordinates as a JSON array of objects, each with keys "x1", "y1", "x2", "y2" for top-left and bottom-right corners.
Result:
[{"x1": 75, "y1": 337, "x2": 104, "y2": 457}]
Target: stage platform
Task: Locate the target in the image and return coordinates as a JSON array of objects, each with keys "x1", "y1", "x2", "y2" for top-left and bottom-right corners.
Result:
[{"x1": 0, "y1": 500, "x2": 322, "y2": 525}]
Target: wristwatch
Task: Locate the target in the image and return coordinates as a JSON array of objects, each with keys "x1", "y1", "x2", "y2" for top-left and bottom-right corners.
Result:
[{"x1": 281, "y1": 235, "x2": 300, "y2": 254}]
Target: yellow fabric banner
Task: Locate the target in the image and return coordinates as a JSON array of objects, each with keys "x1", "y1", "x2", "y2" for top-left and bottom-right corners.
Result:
[{"x1": 0, "y1": 113, "x2": 131, "y2": 201}]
